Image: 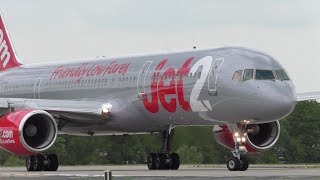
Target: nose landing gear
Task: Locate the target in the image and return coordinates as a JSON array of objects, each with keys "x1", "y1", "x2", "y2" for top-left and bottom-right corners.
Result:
[
  {"x1": 226, "y1": 127, "x2": 250, "y2": 171},
  {"x1": 227, "y1": 155, "x2": 249, "y2": 171}
]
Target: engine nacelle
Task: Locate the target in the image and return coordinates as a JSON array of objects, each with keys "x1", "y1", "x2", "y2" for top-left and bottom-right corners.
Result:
[
  {"x1": 213, "y1": 121, "x2": 280, "y2": 153},
  {"x1": 0, "y1": 110, "x2": 57, "y2": 155}
]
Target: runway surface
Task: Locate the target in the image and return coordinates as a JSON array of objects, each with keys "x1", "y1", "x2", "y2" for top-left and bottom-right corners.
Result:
[{"x1": 0, "y1": 165, "x2": 320, "y2": 180}]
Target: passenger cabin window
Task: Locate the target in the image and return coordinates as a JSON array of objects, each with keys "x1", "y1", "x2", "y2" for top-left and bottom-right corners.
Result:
[
  {"x1": 232, "y1": 70, "x2": 243, "y2": 81},
  {"x1": 275, "y1": 69, "x2": 290, "y2": 80},
  {"x1": 255, "y1": 70, "x2": 275, "y2": 80},
  {"x1": 243, "y1": 69, "x2": 254, "y2": 81}
]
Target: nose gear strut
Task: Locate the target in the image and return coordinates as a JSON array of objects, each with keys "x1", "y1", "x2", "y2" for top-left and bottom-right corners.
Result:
[{"x1": 226, "y1": 124, "x2": 250, "y2": 171}]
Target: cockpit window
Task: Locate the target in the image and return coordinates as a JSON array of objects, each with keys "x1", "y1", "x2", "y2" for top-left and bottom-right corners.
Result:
[
  {"x1": 275, "y1": 69, "x2": 290, "y2": 80},
  {"x1": 243, "y1": 69, "x2": 254, "y2": 81},
  {"x1": 232, "y1": 70, "x2": 243, "y2": 81},
  {"x1": 255, "y1": 70, "x2": 275, "y2": 80}
]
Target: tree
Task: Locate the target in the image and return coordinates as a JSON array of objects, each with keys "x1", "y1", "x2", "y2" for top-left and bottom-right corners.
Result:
[
  {"x1": 278, "y1": 101, "x2": 320, "y2": 163},
  {"x1": 177, "y1": 145, "x2": 204, "y2": 164}
]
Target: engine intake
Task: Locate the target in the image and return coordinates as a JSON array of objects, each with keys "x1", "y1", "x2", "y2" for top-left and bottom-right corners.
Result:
[
  {"x1": 0, "y1": 110, "x2": 57, "y2": 155},
  {"x1": 213, "y1": 121, "x2": 280, "y2": 153},
  {"x1": 246, "y1": 121, "x2": 280, "y2": 151}
]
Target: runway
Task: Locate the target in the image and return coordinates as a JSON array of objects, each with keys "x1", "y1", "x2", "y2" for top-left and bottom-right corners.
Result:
[{"x1": 0, "y1": 165, "x2": 320, "y2": 180}]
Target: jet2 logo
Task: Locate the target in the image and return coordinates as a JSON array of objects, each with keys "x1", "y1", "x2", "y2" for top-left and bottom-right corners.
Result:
[
  {"x1": 141, "y1": 56, "x2": 215, "y2": 113},
  {"x1": 0, "y1": 29, "x2": 11, "y2": 68}
]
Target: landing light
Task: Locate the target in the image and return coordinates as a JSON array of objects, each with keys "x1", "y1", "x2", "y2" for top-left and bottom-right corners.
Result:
[
  {"x1": 243, "y1": 120, "x2": 250, "y2": 124},
  {"x1": 101, "y1": 103, "x2": 112, "y2": 116},
  {"x1": 234, "y1": 132, "x2": 239, "y2": 137},
  {"x1": 241, "y1": 137, "x2": 246, "y2": 142},
  {"x1": 236, "y1": 137, "x2": 241, "y2": 143}
]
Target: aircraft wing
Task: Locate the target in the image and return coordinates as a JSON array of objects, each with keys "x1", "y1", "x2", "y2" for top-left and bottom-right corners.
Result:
[
  {"x1": 296, "y1": 91, "x2": 320, "y2": 101},
  {"x1": 0, "y1": 98, "x2": 112, "y2": 123}
]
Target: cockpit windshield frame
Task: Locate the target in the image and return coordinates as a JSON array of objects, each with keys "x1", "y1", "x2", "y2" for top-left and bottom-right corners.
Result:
[
  {"x1": 232, "y1": 68, "x2": 290, "y2": 82},
  {"x1": 274, "y1": 69, "x2": 290, "y2": 81},
  {"x1": 255, "y1": 69, "x2": 275, "y2": 80},
  {"x1": 232, "y1": 70, "x2": 243, "y2": 82},
  {"x1": 243, "y1": 69, "x2": 254, "y2": 81}
]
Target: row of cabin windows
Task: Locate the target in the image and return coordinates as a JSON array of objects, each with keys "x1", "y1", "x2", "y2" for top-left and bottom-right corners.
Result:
[
  {"x1": 0, "y1": 71, "x2": 203, "y2": 94},
  {"x1": 46, "y1": 78, "x2": 108, "y2": 89},
  {"x1": 44, "y1": 71, "x2": 201, "y2": 90},
  {"x1": 0, "y1": 83, "x2": 34, "y2": 93},
  {"x1": 46, "y1": 76, "x2": 137, "y2": 89},
  {"x1": 0, "y1": 76, "x2": 138, "y2": 94},
  {"x1": 45, "y1": 71, "x2": 201, "y2": 90}
]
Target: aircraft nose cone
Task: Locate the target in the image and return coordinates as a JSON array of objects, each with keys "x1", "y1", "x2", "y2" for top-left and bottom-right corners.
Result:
[
  {"x1": 265, "y1": 83, "x2": 297, "y2": 120},
  {"x1": 252, "y1": 82, "x2": 297, "y2": 122},
  {"x1": 273, "y1": 92, "x2": 296, "y2": 118}
]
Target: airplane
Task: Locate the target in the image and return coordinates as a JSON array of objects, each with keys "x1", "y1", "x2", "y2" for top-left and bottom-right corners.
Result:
[{"x1": 0, "y1": 14, "x2": 319, "y2": 172}]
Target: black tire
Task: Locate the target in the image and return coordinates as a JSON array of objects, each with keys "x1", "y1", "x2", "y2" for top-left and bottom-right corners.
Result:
[
  {"x1": 239, "y1": 156, "x2": 249, "y2": 171},
  {"x1": 47, "y1": 154, "x2": 59, "y2": 171},
  {"x1": 226, "y1": 157, "x2": 240, "y2": 171},
  {"x1": 147, "y1": 153, "x2": 157, "y2": 170},
  {"x1": 43, "y1": 164, "x2": 49, "y2": 171},
  {"x1": 26, "y1": 155, "x2": 35, "y2": 171},
  {"x1": 155, "y1": 153, "x2": 167, "y2": 170},
  {"x1": 43, "y1": 155, "x2": 49, "y2": 171},
  {"x1": 34, "y1": 154, "x2": 44, "y2": 171},
  {"x1": 169, "y1": 153, "x2": 180, "y2": 170}
]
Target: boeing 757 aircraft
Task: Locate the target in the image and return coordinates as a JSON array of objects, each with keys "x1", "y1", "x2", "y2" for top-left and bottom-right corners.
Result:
[{"x1": 0, "y1": 14, "x2": 319, "y2": 172}]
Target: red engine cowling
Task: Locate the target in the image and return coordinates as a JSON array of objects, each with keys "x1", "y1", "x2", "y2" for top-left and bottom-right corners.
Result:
[
  {"x1": 213, "y1": 121, "x2": 280, "y2": 153},
  {"x1": 0, "y1": 110, "x2": 57, "y2": 155}
]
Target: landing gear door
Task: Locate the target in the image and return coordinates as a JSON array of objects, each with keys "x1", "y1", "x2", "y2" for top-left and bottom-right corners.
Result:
[
  {"x1": 208, "y1": 58, "x2": 224, "y2": 96},
  {"x1": 137, "y1": 61, "x2": 153, "y2": 99}
]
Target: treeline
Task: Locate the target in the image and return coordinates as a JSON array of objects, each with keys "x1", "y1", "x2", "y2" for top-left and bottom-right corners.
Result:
[{"x1": 0, "y1": 101, "x2": 320, "y2": 166}]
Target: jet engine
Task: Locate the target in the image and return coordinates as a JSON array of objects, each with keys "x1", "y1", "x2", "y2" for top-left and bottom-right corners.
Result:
[
  {"x1": 213, "y1": 121, "x2": 280, "y2": 153},
  {"x1": 0, "y1": 110, "x2": 57, "y2": 155}
]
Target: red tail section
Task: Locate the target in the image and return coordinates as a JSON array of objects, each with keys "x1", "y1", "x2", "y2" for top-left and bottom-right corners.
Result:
[{"x1": 0, "y1": 14, "x2": 21, "y2": 71}]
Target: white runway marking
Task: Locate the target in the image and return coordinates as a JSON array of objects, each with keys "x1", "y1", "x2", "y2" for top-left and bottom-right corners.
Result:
[{"x1": 0, "y1": 165, "x2": 320, "y2": 179}]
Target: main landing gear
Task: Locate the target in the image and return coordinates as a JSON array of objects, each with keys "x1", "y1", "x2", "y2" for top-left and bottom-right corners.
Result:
[
  {"x1": 26, "y1": 153, "x2": 59, "y2": 171},
  {"x1": 147, "y1": 130, "x2": 180, "y2": 170}
]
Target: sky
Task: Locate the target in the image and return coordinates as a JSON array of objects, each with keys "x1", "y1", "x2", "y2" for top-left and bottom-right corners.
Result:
[{"x1": 1, "y1": 0, "x2": 320, "y2": 92}]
